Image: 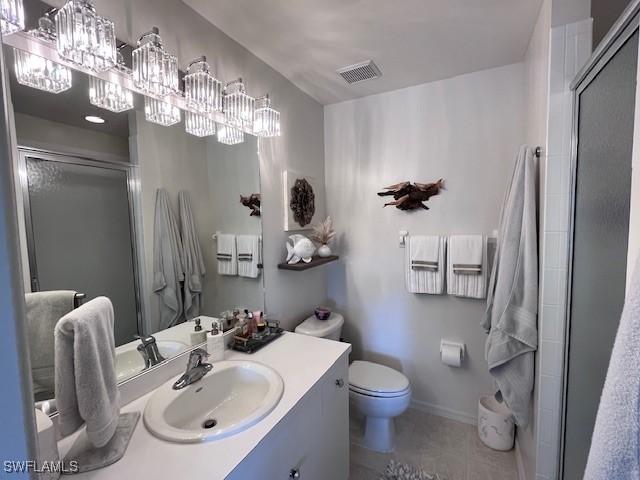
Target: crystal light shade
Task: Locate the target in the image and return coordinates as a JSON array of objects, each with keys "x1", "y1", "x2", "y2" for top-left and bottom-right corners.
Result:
[
  {"x1": 14, "y1": 49, "x2": 72, "y2": 94},
  {"x1": 56, "y1": 0, "x2": 116, "y2": 72},
  {"x1": 254, "y1": 95, "x2": 281, "y2": 137},
  {"x1": 1, "y1": 0, "x2": 24, "y2": 35},
  {"x1": 133, "y1": 27, "x2": 179, "y2": 97},
  {"x1": 223, "y1": 79, "x2": 254, "y2": 130},
  {"x1": 217, "y1": 124, "x2": 244, "y2": 145},
  {"x1": 145, "y1": 97, "x2": 180, "y2": 127},
  {"x1": 184, "y1": 56, "x2": 222, "y2": 114},
  {"x1": 89, "y1": 76, "x2": 133, "y2": 113},
  {"x1": 185, "y1": 112, "x2": 216, "y2": 137}
]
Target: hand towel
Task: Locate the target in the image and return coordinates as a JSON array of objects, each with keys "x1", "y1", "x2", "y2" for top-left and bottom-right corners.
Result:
[
  {"x1": 406, "y1": 236, "x2": 446, "y2": 294},
  {"x1": 217, "y1": 234, "x2": 237, "y2": 276},
  {"x1": 25, "y1": 290, "x2": 76, "y2": 396},
  {"x1": 584, "y1": 256, "x2": 640, "y2": 479},
  {"x1": 237, "y1": 234, "x2": 262, "y2": 278},
  {"x1": 447, "y1": 235, "x2": 487, "y2": 299},
  {"x1": 153, "y1": 189, "x2": 184, "y2": 329},
  {"x1": 178, "y1": 191, "x2": 206, "y2": 319},
  {"x1": 54, "y1": 297, "x2": 120, "y2": 448},
  {"x1": 481, "y1": 145, "x2": 538, "y2": 428}
]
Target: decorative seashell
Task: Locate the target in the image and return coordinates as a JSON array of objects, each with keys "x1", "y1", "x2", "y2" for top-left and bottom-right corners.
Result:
[{"x1": 286, "y1": 234, "x2": 316, "y2": 264}]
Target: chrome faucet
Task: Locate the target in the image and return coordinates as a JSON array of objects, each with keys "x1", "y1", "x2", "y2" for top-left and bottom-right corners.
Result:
[
  {"x1": 172, "y1": 348, "x2": 213, "y2": 390},
  {"x1": 136, "y1": 335, "x2": 165, "y2": 368}
]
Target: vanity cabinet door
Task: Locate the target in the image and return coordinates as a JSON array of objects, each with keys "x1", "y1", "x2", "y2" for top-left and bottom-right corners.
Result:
[
  {"x1": 318, "y1": 353, "x2": 349, "y2": 480},
  {"x1": 226, "y1": 381, "x2": 323, "y2": 480}
]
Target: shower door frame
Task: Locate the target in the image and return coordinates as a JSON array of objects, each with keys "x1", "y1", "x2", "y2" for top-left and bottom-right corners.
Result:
[
  {"x1": 18, "y1": 146, "x2": 146, "y2": 338},
  {"x1": 560, "y1": 3, "x2": 640, "y2": 477}
]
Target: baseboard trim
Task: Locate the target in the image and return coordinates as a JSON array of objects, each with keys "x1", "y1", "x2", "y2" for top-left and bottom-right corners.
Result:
[
  {"x1": 515, "y1": 438, "x2": 526, "y2": 480},
  {"x1": 410, "y1": 398, "x2": 477, "y2": 425}
]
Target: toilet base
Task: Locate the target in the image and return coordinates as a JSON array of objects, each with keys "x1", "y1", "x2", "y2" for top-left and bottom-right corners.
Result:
[{"x1": 363, "y1": 416, "x2": 396, "y2": 452}]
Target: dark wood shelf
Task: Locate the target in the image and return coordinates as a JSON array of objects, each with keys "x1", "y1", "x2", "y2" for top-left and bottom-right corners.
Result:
[{"x1": 278, "y1": 255, "x2": 339, "y2": 271}]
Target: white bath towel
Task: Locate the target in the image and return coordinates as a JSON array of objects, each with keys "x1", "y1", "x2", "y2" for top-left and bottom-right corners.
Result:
[
  {"x1": 406, "y1": 236, "x2": 446, "y2": 294},
  {"x1": 584, "y1": 256, "x2": 640, "y2": 479},
  {"x1": 178, "y1": 191, "x2": 206, "y2": 319},
  {"x1": 237, "y1": 235, "x2": 262, "y2": 278},
  {"x1": 54, "y1": 297, "x2": 119, "y2": 448},
  {"x1": 482, "y1": 145, "x2": 538, "y2": 428},
  {"x1": 25, "y1": 290, "x2": 76, "y2": 396},
  {"x1": 447, "y1": 235, "x2": 487, "y2": 299},
  {"x1": 217, "y1": 234, "x2": 237, "y2": 276},
  {"x1": 153, "y1": 189, "x2": 184, "y2": 329}
]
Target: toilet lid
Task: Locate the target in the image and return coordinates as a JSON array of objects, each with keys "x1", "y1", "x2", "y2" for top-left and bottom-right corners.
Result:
[
  {"x1": 294, "y1": 313, "x2": 344, "y2": 338},
  {"x1": 348, "y1": 361, "x2": 410, "y2": 394}
]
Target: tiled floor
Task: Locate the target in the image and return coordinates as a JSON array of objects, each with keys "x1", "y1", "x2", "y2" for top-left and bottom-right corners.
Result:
[{"x1": 349, "y1": 407, "x2": 518, "y2": 480}]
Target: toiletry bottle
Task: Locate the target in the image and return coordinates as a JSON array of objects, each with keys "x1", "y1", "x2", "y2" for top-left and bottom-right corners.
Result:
[
  {"x1": 207, "y1": 321, "x2": 225, "y2": 361},
  {"x1": 190, "y1": 318, "x2": 207, "y2": 345}
]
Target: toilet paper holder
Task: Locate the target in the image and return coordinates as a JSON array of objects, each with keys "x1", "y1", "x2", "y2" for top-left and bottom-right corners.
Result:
[{"x1": 440, "y1": 340, "x2": 465, "y2": 366}]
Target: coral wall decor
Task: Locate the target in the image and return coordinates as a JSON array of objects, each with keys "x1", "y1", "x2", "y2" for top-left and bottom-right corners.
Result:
[
  {"x1": 377, "y1": 179, "x2": 444, "y2": 211},
  {"x1": 283, "y1": 170, "x2": 324, "y2": 231}
]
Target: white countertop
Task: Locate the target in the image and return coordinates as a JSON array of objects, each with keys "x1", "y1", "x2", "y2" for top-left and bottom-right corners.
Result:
[{"x1": 58, "y1": 332, "x2": 351, "y2": 480}]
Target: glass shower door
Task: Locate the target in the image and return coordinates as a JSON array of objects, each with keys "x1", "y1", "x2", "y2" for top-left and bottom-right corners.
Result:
[{"x1": 23, "y1": 151, "x2": 140, "y2": 346}]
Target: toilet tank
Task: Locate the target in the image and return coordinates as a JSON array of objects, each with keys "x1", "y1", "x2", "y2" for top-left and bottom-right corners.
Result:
[{"x1": 294, "y1": 312, "x2": 344, "y2": 341}]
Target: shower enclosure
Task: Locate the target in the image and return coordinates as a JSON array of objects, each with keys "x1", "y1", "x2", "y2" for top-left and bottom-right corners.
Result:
[{"x1": 561, "y1": 8, "x2": 637, "y2": 479}]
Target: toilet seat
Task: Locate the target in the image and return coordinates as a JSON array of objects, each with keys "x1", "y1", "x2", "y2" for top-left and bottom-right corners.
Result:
[
  {"x1": 349, "y1": 384, "x2": 411, "y2": 398},
  {"x1": 348, "y1": 360, "x2": 410, "y2": 397}
]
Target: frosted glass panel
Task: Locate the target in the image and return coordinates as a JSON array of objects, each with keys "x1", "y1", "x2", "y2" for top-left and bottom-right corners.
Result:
[
  {"x1": 26, "y1": 157, "x2": 139, "y2": 347},
  {"x1": 563, "y1": 30, "x2": 636, "y2": 480}
]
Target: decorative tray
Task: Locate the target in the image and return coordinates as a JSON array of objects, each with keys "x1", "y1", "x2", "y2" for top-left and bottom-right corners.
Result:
[{"x1": 231, "y1": 321, "x2": 284, "y2": 354}]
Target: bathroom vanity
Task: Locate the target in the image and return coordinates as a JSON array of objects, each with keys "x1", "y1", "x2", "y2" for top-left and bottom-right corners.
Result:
[{"x1": 58, "y1": 333, "x2": 351, "y2": 480}]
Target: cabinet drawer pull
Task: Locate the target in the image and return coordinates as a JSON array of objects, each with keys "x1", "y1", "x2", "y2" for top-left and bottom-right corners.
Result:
[
  {"x1": 335, "y1": 378, "x2": 344, "y2": 388},
  {"x1": 289, "y1": 468, "x2": 300, "y2": 479}
]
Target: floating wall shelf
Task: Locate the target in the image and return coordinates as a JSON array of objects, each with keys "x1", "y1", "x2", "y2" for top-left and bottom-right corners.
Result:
[{"x1": 277, "y1": 255, "x2": 339, "y2": 271}]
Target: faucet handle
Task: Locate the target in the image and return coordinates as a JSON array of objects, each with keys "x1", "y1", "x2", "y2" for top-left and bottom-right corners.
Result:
[{"x1": 187, "y1": 348, "x2": 210, "y2": 369}]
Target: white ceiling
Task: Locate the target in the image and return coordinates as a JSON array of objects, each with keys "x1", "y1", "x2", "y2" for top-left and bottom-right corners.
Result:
[{"x1": 184, "y1": 0, "x2": 543, "y2": 105}]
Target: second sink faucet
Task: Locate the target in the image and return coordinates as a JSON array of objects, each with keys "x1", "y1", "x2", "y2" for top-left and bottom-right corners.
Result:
[
  {"x1": 136, "y1": 335, "x2": 165, "y2": 368},
  {"x1": 172, "y1": 348, "x2": 213, "y2": 390}
]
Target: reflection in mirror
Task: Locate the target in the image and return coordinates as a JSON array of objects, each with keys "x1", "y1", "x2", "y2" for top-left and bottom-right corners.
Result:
[{"x1": 8, "y1": 0, "x2": 264, "y2": 408}]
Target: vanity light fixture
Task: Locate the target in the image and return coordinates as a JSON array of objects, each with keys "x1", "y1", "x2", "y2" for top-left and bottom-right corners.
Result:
[
  {"x1": 185, "y1": 111, "x2": 216, "y2": 137},
  {"x1": 145, "y1": 96, "x2": 181, "y2": 127},
  {"x1": 14, "y1": 12, "x2": 72, "y2": 94},
  {"x1": 84, "y1": 115, "x2": 104, "y2": 124},
  {"x1": 254, "y1": 95, "x2": 281, "y2": 138},
  {"x1": 1, "y1": 0, "x2": 24, "y2": 35},
  {"x1": 223, "y1": 78, "x2": 254, "y2": 130},
  {"x1": 184, "y1": 56, "x2": 222, "y2": 114},
  {"x1": 133, "y1": 27, "x2": 179, "y2": 97},
  {"x1": 217, "y1": 123, "x2": 244, "y2": 145},
  {"x1": 55, "y1": 0, "x2": 116, "y2": 72},
  {"x1": 89, "y1": 49, "x2": 134, "y2": 113}
]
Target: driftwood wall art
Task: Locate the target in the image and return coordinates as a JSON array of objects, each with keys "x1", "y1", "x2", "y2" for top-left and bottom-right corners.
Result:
[
  {"x1": 377, "y1": 179, "x2": 444, "y2": 211},
  {"x1": 240, "y1": 193, "x2": 261, "y2": 216}
]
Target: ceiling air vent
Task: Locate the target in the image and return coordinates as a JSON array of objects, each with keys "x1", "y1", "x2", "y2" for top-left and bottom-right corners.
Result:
[{"x1": 337, "y1": 60, "x2": 382, "y2": 85}]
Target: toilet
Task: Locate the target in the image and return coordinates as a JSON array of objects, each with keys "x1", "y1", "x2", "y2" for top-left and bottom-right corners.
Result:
[{"x1": 295, "y1": 312, "x2": 412, "y2": 452}]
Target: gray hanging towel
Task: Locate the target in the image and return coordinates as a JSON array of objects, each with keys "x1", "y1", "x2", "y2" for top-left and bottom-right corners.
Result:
[
  {"x1": 178, "y1": 191, "x2": 206, "y2": 319},
  {"x1": 482, "y1": 145, "x2": 538, "y2": 428},
  {"x1": 153, "y1": 189, "x2": 184, "y2": 329},
  {"x1": 54, "y1": 297, "x2": 119, "y2": 447}
]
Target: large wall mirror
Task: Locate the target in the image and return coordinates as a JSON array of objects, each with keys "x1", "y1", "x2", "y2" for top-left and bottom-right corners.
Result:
[{"x1": 9, "y1": 0, "x2": 265, "y2": 408}]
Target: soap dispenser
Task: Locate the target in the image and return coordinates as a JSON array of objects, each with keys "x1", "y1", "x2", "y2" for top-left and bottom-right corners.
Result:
[
  {"x1": 190, "y1": 318, "x2": 207, "y2": 345},
  {"x1": 207, "y1": 320, "x2": 225, "y2": 361}
]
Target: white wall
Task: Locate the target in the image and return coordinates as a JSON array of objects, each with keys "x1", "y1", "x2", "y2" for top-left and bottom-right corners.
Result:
[
  {"x1": 324, "y1": 63, "x2": 526, "y2": 421},
  {"x1": 14, "y1": 113, "x2": 129, "y2": 162},
  {"x1": 41, "y1": 0, "x2": 329, "y2": 330},
  {"x1": 519, "y1": 0, "x2": 553, "y2": 477}
]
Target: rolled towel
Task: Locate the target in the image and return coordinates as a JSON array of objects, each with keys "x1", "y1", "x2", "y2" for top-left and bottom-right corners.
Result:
[
  {"x1": 217, "y1": 234, "x2": 237, "y2": 276},
  {"x1": 54, "y1": 297, "x2": 119, "y2": 448},
  {"x1": 406, "y1": 235, "x2": 446, "y2": 294},
  {"x1": 447, "y1": 235, "x2": 487, "y2": 299},
  {"x1": 237, "y1": 234, "x2": 262, "y2": 279}
]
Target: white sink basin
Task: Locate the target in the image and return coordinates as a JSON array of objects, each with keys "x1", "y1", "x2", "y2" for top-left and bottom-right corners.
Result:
[
  {"x1": 143, "y1": 360, "x2": 284, "y2": 443},
  {"x1": 116, "y1": 340, "x2": 189, "y2": 383}
]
